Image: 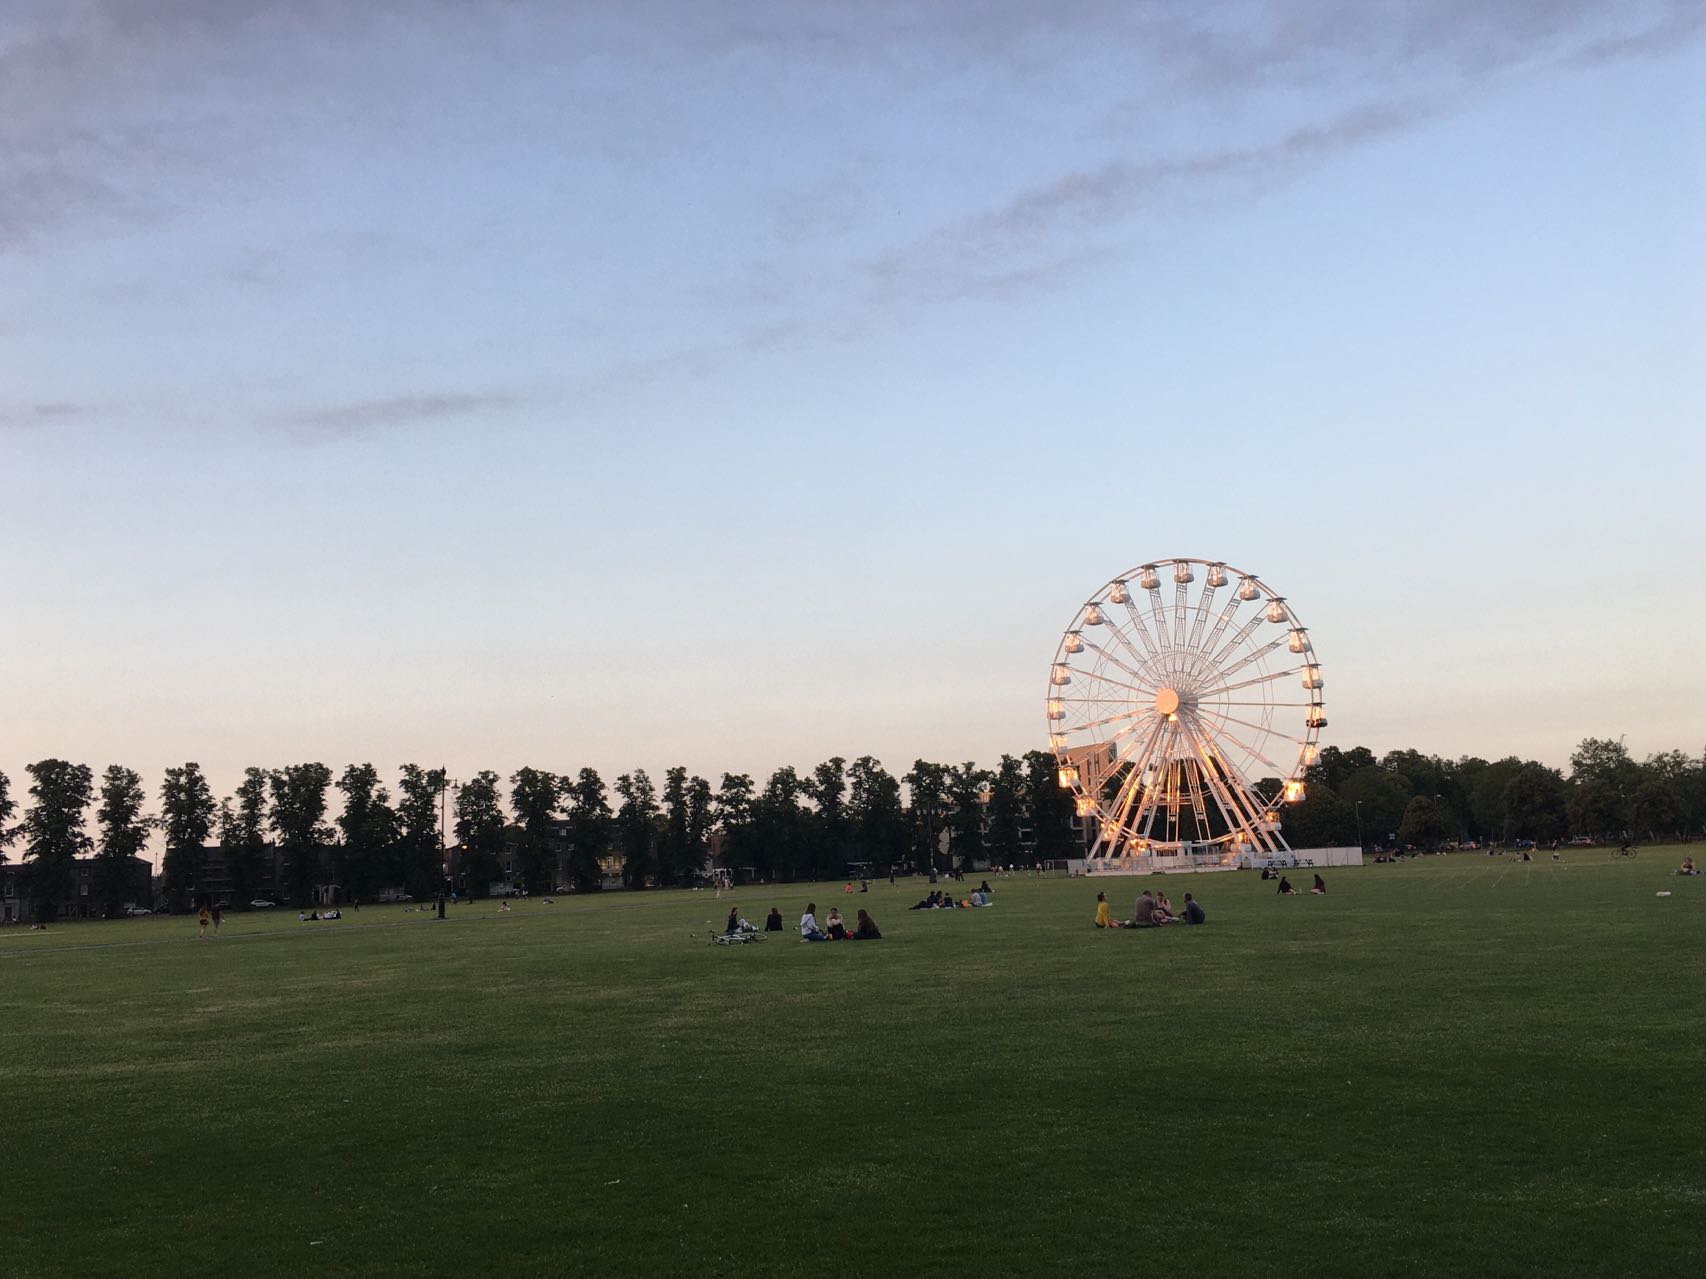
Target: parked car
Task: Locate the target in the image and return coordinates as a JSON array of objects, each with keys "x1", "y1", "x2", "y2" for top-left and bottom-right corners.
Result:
[
  {"x1": 124, "y1": 906, "x2": 152, "y2": 917},
  {"x1": 250, "y1": 899, "x2": 277, "y2": 909}
]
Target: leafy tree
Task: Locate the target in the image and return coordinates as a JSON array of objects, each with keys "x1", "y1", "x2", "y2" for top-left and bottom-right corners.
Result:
[
  {"x1": 1565, "y1": 779, "x2": 1624, "y2": 840},
  {"x1": 984, "y1": 754, "x2": 1026, "y2": 868},
  {"x1": 753, "y1": 766, "x2": 810, "y2": 880},
  {"x1": 847, "y1": 756, "x2": 906, "y2": 872},
  {"x1": 563, "y1": 768, "x2": 613, "y2": 891},
  {"x1": 93, "y1": 765, "x2": 151, "y2": 917},
  {"x1": 1339, "y1": 766, "x2": 1412, "y2": 846},
  {"x1": 160, "y1": 762, "x2": 217, "y2": 913},
  {"x1": 657, "y1": 766, "x2": 693, "y2": 886},
  {"x1": 454, "y1": 770, "x2": 505, "y2": 897},
  {"x1": 1282, "y1": 780, "x2": 1352, "y2": 848},
  {"x1": 1024, "y1": 749, "x2": 1077, "y2": 862},
  {"x1": 614, "y1": 769, "x2": 660, "y2": 888},
  {"x1": 1569, "y1": 737, "x2": 1640, "y2": 793},
  {"x1": 903, "y1": 760, "x2": 949, "y2": 874},
  {"x1": 1396, "y1": 794, "x2": 1449, "y2": 851},
  {"x1": 225, "y1": 768, "x2": 271, "y2": 905},
  {"x1": 1502, "y1": 763, "x2": 1568, "y2": 843},
  {"x1": 21, "y1": 760, "x2": 94, "y2": 921},
  {"x1": 686, "y1": 774, "x2": 714, "y2": 877},
  {"x1": 396, "y1": 765, "x2": 449, "y2": 897},
  {"x1": 1306, "y1": 745, "x2": 1377, "y2": 790},
  {"x1": 805, "y1": 756, "x2": 849, "y2": 879},
  {"x1": 945, "y1": 761, "x2": 988, "y2": 869},
  {"x1": 336, "y1": 764, "x2": 399, "y2": 901},
  {"x1": 0, "y1": 769, "x2": 17, "y2": 864},
  {"x1": 714, "y1": 773, "x2": 756, "y2": 880},
  {"x1": 508, "y1": 767, "x2": 562, "y2": 893},
  {"x1": 269, "y1": 763, "x2": 334, "y2": 907},
  {"x1": 1629, "y1": 779, "x2": 1687, "y2": 841}
]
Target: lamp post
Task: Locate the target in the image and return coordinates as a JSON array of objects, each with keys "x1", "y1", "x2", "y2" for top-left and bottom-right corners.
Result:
[{"x1": 1354, "y1": 801, "x2": 1364, "y2": 851}]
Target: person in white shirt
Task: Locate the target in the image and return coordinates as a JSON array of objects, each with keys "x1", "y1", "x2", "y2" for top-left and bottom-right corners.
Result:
[{"x1": 799, "y1": 902, "x2": 828, "y2": 942}]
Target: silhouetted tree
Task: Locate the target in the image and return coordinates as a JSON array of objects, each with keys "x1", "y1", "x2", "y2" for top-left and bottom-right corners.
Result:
[
  {"x1": 336, "y1": 764, "x2": 399, "y2": 901},
  {"x1": 508, "y1": 767, "x2": 561, "y2": 893},
  {"x1": 160, "y1": 762, "x2": 217, "y2": 913},
  {"x1": 21, "y1": 759, "x2": 93, "y2": 921},
  {"x1": 270, "y1": 763, "x2": 334, "y2": 907},
  {"x1": 396, "y1": 765, "x2": 448, "y2": 896},
  {"x1": 454, "y1": 770, "x2": 505, "y2": 897},
  {"x1": 614, "y1": 769, "x2": 660, "y2": 887},
  {"x1": 93, "y1": 764, "x2": 150, "y2": 917},
  {"x1": 563, "y1": 768, "x2": 612, "y2": 891}
]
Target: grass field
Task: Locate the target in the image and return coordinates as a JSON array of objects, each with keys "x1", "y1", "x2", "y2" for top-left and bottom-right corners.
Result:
[{"x1": 5, "y1": 851, "x2": 1704, "y2": 1277}]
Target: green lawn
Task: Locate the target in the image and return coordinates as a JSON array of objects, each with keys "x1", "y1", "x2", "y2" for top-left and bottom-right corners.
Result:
[{"x1": 5, "y1": 851, "x2": 1704, "y2": 1277}]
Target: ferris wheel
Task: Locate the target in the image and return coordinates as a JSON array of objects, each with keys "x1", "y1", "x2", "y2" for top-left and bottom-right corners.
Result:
[{"x1": 1047, "y1": 557, "x2": 1324, "y2": 858}]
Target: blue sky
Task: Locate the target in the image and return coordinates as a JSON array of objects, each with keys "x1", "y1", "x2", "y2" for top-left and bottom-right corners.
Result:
[{"x1": 3, "y1": 1, "x2": 1703, "y2": 826}]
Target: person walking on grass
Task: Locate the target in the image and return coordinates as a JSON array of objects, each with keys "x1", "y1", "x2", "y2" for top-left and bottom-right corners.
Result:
[
  {"x1": 210, "y1": 902, "x2": 223, "y2": 935},
  {"x1": 197, "y1": 905, "x2": 210, "y2": 939}
]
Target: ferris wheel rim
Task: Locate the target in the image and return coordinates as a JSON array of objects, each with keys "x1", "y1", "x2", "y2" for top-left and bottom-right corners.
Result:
[{"x1": 1046, "y1": 555, "x2": 1324, "y2": 855}]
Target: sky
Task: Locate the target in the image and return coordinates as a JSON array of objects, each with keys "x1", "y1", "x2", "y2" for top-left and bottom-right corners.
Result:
[{"x1": 3, "y1": 0, "x2": 1704, "y2": 843}]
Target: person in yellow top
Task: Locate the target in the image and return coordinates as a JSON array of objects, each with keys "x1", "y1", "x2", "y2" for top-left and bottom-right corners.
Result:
[
  {"x1": 197, "y1": 906, "x2": 210, "y2": 939},
  {"x1": 1093, "y1": 892, "x2": 1112, "y2": 929}
]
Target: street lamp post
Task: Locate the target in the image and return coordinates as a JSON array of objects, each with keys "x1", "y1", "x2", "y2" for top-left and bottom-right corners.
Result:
[{"x1": 1354, "y1": 801, "x2": 1364, "y2": 851}]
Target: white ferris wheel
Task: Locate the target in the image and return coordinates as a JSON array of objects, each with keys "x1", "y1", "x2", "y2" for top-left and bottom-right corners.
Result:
[{"x1": 1047, "y1": 557, "x2": 1324, "y2": 860}]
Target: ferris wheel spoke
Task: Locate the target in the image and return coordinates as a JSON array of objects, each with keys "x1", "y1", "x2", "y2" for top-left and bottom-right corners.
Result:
[
  {"x1": 1186, "y1": 578, "x2": 1220, "y2": 652},
  {"x1": 1077, "y1": 638, "x2": 1154, "y2": 688},
  {"x1": 1197, "y1": 593, "x2": 1247, "y2": 660},
  {"x1": 1116, "y1": 600, "x2": 1164, "y2": 660},
  {"x1": 1194, "y1": 666, "x2": 1301, "y2": 699},
  {"x1": 1207, "y1": 611, "x2": 1268, "y2": 671},
  {"x1": 1098, "y1": 612, "x2": 1155, "y2": 673},
  {"x1": 1188, "y1": 714, "x2": 1296, "y2": 778},
  {"x1": 1145, "y1": 587, "x2": 1176, "y2": 678},
  {"x1": 1212, "y1": 700, "x2": 1313, "y2": 708},
  {"x1": 1072, "y1": 668, "x2": 1160, "y2": 700},
  {"x1": 1179, "y1": 713, "x2": 1273, "y2": 849},
  {"x1": 1207, "y1": 636, "x2": 1290, "y2": 685},
  {"x1": 1066, "y1": 706, "x2": 1149, "y2": 734},
  {"x1": 1173, "y1": 581, "x2": 1190, "y2": 648},
  {"x1": 1103, "y1": 719, "x2": 1168, "y2": 839}
]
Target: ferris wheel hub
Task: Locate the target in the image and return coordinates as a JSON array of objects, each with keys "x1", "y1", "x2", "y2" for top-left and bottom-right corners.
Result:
[{"x1": 1155, "y1": 688, "x2": 1182, "y2": 716}]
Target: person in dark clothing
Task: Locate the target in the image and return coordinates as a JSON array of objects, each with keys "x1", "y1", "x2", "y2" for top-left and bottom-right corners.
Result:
[
  {"x1": 725, "y1": 907, "x2": 741, "y2": 935},
  {"x1": 764, "y1": 907, "x2": 783, "y2": 932},
  {"x1": 853, "y1": 909, "x2": 881, "y2": 939},
  {"x1": 1312, "y1": 874, "x2": 1326, "y2": 895},
  {"x1": 1183, "y1": 893, "x2": 1206, "y2": 925},
  {"x1": 1277, "y1": 876, "x2": 1296, "y2": 896}
]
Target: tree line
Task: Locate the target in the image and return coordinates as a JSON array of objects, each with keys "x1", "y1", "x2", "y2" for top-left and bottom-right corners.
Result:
[
  {"x1": 0, "y1": 753, "x2": 1077, "y2": 919},
  {"x1": 1282, "y1": 737, "x2": 1706, "y2": 850},
  {"x1": 2, "y1": 737, "x2": 1700, "y2": 920}
]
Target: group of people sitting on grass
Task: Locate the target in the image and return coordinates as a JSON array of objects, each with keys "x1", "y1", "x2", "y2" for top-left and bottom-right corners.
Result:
[
  {"x1": 798, "y1": 903, "x2": 881, "y2": 941},
  {"x1": 1273, "y1": 874, "x2": 1327, "y2": 896},
  {"x1": 908, "y1": 882, "x2": 994, "y2": 910},
  {"x1": 1094, "y1": 888, "x2": 1205, "y2": 928},
  {"x1": 297, "y1": 908, "x2": 342, "y2": 921}
]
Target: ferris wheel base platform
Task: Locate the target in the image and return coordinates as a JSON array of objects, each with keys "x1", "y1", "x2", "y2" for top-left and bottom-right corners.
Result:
[{"x1": 1069, "y1": 847, "x2": 1363, "y2": 875}]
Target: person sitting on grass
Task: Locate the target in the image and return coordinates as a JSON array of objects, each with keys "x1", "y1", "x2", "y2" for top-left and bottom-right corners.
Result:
[
  {"x1": 1277, "y1": 876, "x2": 1296, "y2": 896},
  {"x1": 853, "y1": 909, "x2": 881, "y2": 939},
  {"x1": 910, "y1": 891, "x2": 936, "y2": 910},
  {"x1": 1679, "y1": 856, "x2": 1697, "y2": 876},
  {"x1": 765, "y1": 907, "x2": 783, "y2": 931},
  {"x1": 979, "y1": 880, "x2": 993, "y2": 896},
  {"x1": 1094, "y1": 892, "x2": 1112, "y2": 929},
  {"x1": 1183, "y1": 893, "x2": 1206, "y2": 925},
  {"x1": 1154, "y1": 891, "x2": 1177, "y2": 923},
  {"x1": 1311, "y1": 874, "x2": 1326, "y2": 895},
  {"x1": 800, "y1": 903, "x2": 828, "y2": 942},
  {"x1": 1130, "y1": 890, "x2": 1159, "y2": 928},
  {"x1": 826, "y1": 907, "x2": 849, "y2": 940},
  {"x1": 725, "y1": 907, "x2": 742, "y2": 936}
]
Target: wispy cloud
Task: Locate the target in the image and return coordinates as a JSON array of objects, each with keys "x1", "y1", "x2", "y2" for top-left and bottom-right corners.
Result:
[
  {"x1": 0, "y1": 401, "x2": 96, "y2": 430},
  {"x1": 281, "y1": 392, "x2": 523, "y2": 443}
]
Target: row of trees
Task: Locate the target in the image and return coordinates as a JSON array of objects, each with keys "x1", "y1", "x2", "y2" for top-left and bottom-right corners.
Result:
[
  {"x1": 1282, "y1": 738, "x2": 1706, "y2": 850},
  {"x1": 0, "y1": 753, "x2": 1077, "y2": 918},
  {"x1": 3, "y1": 738, "x2": 1700, "y2": 917}
]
